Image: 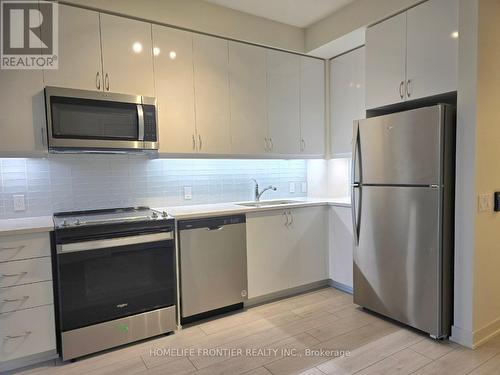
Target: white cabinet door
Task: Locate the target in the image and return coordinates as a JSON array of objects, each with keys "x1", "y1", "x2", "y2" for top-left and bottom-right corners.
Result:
[
  {"x1": 365, "y1": 12, "x2": 407, "y2": 109},
  {"x1": 193, "y1": 34, "x2": 231, "y2": 154},
  {"x1": 406, "y1": 0, "x2": 458, "y2": 100},
  {"x1": 330, "y1": 206, "x2": 354, "y2": 288},
  {"x1": 267, "y1": 50, "x2": 301, "y2": 155},
  {"x1": 300, "y1": 57, "x2": 325, "y2": 156},
  {"x1": 153, "y1": 26, "x2": 197, "y2": 154},
  {"x1": 100, "y1": 14, "x2": 154, "y2": 97},
  {"x1": 0, "y1": 70, "x2": 46, "y2": 156},
  {"x1": 330, "y1": 47, "x2": 365, "y2": 157},
  {"x1": 246, "y1": 210, "x2": 290, "y2": 298},
  {"x1": 290, "y1": 207, "x2": 328, "y2": 287},
  {"x1": 228, "y1": 42, "x2": 268, "y2": 155},
  {"x1": 43, "y1": 5, "x2": 102, "y2": 91}
]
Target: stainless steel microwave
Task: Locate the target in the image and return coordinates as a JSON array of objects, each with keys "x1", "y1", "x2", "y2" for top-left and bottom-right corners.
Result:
[{"x1": 45, "y1": 87, "x2": 158, "y2": 152}]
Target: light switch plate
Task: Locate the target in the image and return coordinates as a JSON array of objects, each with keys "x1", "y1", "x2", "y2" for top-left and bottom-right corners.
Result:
[
  {"x1": 478, "y1": 193, "x2": 492, "y2": 212},
  {"x1": 13, "y1": 195, "x2": 26, "y2": 211},
  {"x1": 184, "y1": 186, "x2": 192, "y2": 200},
  {"x1": 301, "y1": 182, "x2": 307, "y2": 193},
  {"x1": 289, "y1": 182, "x2": 295, "y2": 193}
]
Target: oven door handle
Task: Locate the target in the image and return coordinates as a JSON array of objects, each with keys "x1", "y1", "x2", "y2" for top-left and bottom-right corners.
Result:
[
  {"x1": 137, "y1": 104, "x2": 145, "y2": 141},
  {"x1": 57, "y1": 232, "x2": 173, "y2": 254}
]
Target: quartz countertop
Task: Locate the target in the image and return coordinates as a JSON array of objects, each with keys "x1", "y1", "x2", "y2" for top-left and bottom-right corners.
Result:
[{"x1": 0, "y1": 216, "x2": 54, "y2": 236}]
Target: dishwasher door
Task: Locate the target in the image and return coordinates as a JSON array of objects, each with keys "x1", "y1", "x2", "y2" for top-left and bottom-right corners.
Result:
[{"x1": 179, "y1": 215, "x2": 247, "y2": 319}]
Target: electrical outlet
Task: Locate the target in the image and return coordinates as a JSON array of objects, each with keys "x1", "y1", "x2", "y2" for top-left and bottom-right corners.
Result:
[
  {"x1": 478, "y1": 193, "x2": 492, "y2": 212},
  {"x1": 184, "y1": 186, "x2": 192, "y2": 200},
  {"x1": 289, "y1": 182, "x2": 295, "y2": 193},
  {"x1": 301, "y1": 182, "x2": 307, "y2": 193},
  {"x1": 13, "y1": 195, "x2": 26, "y2": 211}
]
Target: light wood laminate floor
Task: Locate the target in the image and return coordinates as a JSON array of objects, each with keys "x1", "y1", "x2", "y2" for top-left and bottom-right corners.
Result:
[{"x1": 12, "y1": 287, "x2": 500, "y2": 375}]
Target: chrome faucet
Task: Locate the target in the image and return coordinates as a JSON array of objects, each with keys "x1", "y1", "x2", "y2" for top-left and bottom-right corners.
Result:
[{"x1": 252, "y1": 179, "x2": 277, "y2": 201}]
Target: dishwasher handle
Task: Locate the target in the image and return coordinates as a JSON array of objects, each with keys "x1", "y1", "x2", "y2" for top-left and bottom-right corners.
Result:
[
  {"x1": 206, "y1": 226, "x2": 224, "y2": 231},
  {"x1": 178, "y1": 214, "x2": 246, "y2": 231}
]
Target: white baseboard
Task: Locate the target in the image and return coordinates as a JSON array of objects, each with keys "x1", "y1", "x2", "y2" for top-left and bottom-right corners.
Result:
[
  {"x1": 329, "y1": 279, "x2": 353, "y2": 294},
  {"x1": 0, "y1": 350, "x2": 58, "y2": 373},
  {"x1": 450, "y1": 325, "x2": 474, "y2": 348},
  {"x1": 245, "y1": 280, "x2": 329, "y2": 307}
]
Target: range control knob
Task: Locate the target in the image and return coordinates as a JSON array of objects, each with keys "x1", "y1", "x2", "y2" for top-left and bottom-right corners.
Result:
[
  {"x1": 61, "y1": 220, "x2": 68, "y2": 227},
  {"x1": 162, "y1": 211, "x2": 168, "y2": 218},
  {"x1": 75, "y1": 219, "x2": 82, "y2": 226},
  {"x1": 151, "y1": 211, "x2": 158, "y2": 219}
]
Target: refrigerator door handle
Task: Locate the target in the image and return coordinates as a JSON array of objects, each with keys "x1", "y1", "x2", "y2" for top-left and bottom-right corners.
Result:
[
  {"x1": 351, "y1": 121, "x2": 361, "y2": 245},
  {"x1": 351, "y1": 183, "x2": 360, "y2": 245}
]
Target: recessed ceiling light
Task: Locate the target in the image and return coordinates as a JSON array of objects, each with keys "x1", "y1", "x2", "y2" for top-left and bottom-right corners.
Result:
[
  {"x1": 153, "y1": 47, "x2": 161, "y2": 56},
  {"x1": 451, "y1": 31, "x2": 459, "y2": 39},
  {"x1": 169, "y1": 51, "x2": 177, "y2": 60},
  {"x1": 132, "y1": 42, "x2": 143, "y2": 53}
]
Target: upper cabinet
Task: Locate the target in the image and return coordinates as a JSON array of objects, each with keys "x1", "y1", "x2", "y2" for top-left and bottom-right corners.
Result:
[
  {"x1": 267, "y1": 50, "x2": 301, "y2": 155},
  {"x1": 153, "y1": 26, "x2": 197, "y2": 154},
  {"x1": 228, "y1": 42, "x2": 268, "y2": 155},
  {"x1": 192, "y1": 34, "x2": 232, "y2": 155},
  {"x1": 100, "y1": 14, "x2": 155, "y2": 97},
  {"x1": 365, "y1": 13, "x2": 407, "y2": 110},
  {"x1": 300, "y1": 57, "x2": 325, "y2": 156},
  {"x1": 43, "y1": 5, "x2": 102, "y2": 91},
  {"x1": 406, "y1": 0, "x2": 458, "y2": 100},
  {"x1": 330, "y1": 47, "x2": 365, "y2": 157},
  {"x1": 365, "y1": 0, "x2": 458, "y2": 109}
]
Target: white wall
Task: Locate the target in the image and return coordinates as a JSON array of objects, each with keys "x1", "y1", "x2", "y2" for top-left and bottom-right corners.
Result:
[
  {"x1": 307, "y1": 159, "x2": 350, "y2": 199},
  {"x1": 63, "y1": 0, "x2": 305, "y2": 52}
]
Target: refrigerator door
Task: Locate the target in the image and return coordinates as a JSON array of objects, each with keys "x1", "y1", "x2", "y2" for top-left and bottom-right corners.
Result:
[
  {"x1": 353, "y1": 185, "x2": 443, "y2": 336},
  {"x1": 354, "y1": 105, "x2": 444, "y2": 185}
]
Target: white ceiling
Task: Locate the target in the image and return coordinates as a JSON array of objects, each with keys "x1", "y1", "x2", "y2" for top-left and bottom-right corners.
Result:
[{"x1": 203, "y1": 0, "x2": 355, "y2": 28}]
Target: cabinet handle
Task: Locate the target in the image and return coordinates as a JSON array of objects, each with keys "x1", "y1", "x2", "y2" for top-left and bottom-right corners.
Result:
[
  {"x1": 283, "y1": 211, "x2": 289, "y2": 227},
  {"x1": 3, "y1": 296, "x2": 29, "y2": 303},
  {"x1": 288, "y1": 210, "x2": 294, "y2": 227},
  {"x1": 198, "y1": 135, "x2": 202, "y2": 151},
  {"x1": 264, "y1": 138, "x2": 269, "y2": 152},
  {"x1": 0, "y1": 245, "x2": 26, "y2": 251},
  {"x1": 96, "y1": 72, "x2": 101, "y2": 90},
  {"x1": 406, "y1": 79, "x2": 412, "y2": 98},
  {"x1": 269, "y1": 138, "x2": 274, "y2": 151},
  {"x1": 1, "y1": 272, "x2": 27, "y2": 278},
  {"x1": 5, "y1": 331, "x2": 31, "y2": 340},
  {"x1": 399, "y1": 81, "x2": 405, "y2": 99},
  {"x1": 192, "y1": 134, "x2": 196, "y2": 150},
  {"x1": 301, "y1": 138, "x2": 306, "y2": 152},
  {"x1": 105, "y1": 73, "x2": 110, "y2": 91}
]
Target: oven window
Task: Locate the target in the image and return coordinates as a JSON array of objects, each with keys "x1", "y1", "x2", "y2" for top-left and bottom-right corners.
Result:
[
  {"x1": 57, "y1": 240, "x2": 175, "y2": 331},
  {"x1": 50, "y1": 96, "x2": 139, "y2": 140}
]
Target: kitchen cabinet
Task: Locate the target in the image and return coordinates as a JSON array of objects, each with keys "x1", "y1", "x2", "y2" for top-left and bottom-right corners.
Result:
[
  {"x1": 406, "y1": 0, "x2": 458, "y2": 100},
  {"x1": 267, "y1": 50, "x2": 301, "y2": 155},
  {"x1": 300, "y1": 57, "x2": 325, "y2": 156},
  {"x1": 365, "y1": 12, "x2": 406, "y2": 110},
  {"x1": 0, "y1": 70, "x2": 46, "y2": 156},
  {"x1": 228, "y1": 41, "x2": 268, "y2": 155},
  {"x1": 43, "y1": 5, "x2": 102, "y2": 91},
  {"x1": 330, "y1": 47, "x2": 365, "y2": 157},
  {"x1": 329, "y1": 206, "x2": 354, "y2": 289},
  {"x1": 246, "y1": 206, "x2": 328, "y2": 299},
  {"x1": 365, "y1": 0, "x2": 458, "y2": 109},
  {"x1": 100, "y1": 14, "x2": 155, "y2": 97},
  {"x1": 192, "y1": 34, "x2": 232, "y2": 154},
  {"x1": 153, "y1": 27, "x2": 197, "y2": 154}
]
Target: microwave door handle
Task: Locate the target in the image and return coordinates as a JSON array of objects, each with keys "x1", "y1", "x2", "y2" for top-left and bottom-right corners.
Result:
[{"x1": 137, "y1": 104, "x2": 144, "y2": 141}]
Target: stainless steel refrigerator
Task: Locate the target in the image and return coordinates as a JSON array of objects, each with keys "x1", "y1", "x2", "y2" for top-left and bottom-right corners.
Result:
[{"x1": 351, "y1": 104, "x2": 454, "y2": 338}]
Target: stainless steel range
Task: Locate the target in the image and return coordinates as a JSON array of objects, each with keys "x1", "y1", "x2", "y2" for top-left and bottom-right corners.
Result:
[{"x1": 52, "y1": 207, "x2": 176, "y2": 361}]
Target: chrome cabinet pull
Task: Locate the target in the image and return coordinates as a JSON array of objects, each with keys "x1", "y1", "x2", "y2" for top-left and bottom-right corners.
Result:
[
  {"x1": 288, "y1": 210, "x2": 294, "y2": 226},
  {"x1": 269, "y1": 138, "x2": 274, "y2": 151},
  {"x1": 0, "y1": 245, "x2": 26, "y2": 251},
  {"x1": 283, "y1": 211, "x2": 289, "y2": 227},
  {"x1": 406, "y1": 79, "x2": 412, "y2": 98},
  {"x1": 264, "y1": 138, "x2": 269, "y2": 152},
  {"x1": 1, "y1": 272, "x2": 27, "y2": 277},
  {"x1": 192, "y1": 134, "x2": 196, "y2": 150},
  {"x1": 198, "y1": 135, "x2": 202, "y2": 151},
  {"x1": 96, "y1": 71, "x2": 101, "y2": 90},
  {"x1": 105, "y1": 73, "x2": 110, "y2": 91},
  {"x1": 5, "y1": 331, "x2": 31, "y2": 340},
  {"x1": 301, "y1": 138, "x2": 306, "y2": 152},
  {"x1": 3, "y1": 296, "x2": 29, "y2": 303},
  {"x1": 399, "y1": 81, "x2": 405, "y2": 99}
]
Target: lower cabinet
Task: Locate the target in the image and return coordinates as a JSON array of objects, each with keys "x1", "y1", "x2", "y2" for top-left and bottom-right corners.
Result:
[
  {"x1": 246, "y1": 206, "x2": 328, "y2": 298},
  {"x1": 329, "y1": 206, "x2": 354, "y2": 289}
]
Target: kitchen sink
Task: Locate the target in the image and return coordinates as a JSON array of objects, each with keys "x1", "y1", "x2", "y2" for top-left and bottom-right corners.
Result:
[{"x1": 237, "y1": 200, "x2": 301, "y2": 207}]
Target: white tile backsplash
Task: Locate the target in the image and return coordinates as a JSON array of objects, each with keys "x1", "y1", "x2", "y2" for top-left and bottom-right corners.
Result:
[{"x1": 0, "y1": 156, "x2": 307, "y2": 218}]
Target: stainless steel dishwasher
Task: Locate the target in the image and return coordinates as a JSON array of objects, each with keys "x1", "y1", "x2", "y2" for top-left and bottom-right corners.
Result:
[{"x1": 178, "y1": 214, "x2": 247, "y2": 323}]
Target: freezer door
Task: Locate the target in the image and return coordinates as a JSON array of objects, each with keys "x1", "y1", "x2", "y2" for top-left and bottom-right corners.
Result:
[
  {"x1": 355, "y1": 105, "x2": 445, "y2": 185},
  {"x1": 353, "y1": 185, "x2": 444, "y2": 336}
]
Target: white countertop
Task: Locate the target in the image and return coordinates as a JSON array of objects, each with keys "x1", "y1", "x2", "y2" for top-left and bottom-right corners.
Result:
[
  {"x1": 0, "y1": 216, "x2": 54, "y2": 236},
  {"x1": 157, "y1": 197, "x2": 351, "y2": 220},
  {"x1": 0, "y1": 197, "x2": 351, "y2": 234}
]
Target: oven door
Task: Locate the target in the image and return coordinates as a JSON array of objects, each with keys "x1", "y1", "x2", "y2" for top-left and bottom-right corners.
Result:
[
  {"x1": 45, "y1": 86, "x2": 158, "y2": 151},
  {"x1": 56, "y1": 232, "x2": 175, "y2": 332}
]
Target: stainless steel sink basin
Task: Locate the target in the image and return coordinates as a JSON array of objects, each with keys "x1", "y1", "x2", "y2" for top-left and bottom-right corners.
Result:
[{"x1": 237, "y1": 200, "x2": 301, "y2": 207}]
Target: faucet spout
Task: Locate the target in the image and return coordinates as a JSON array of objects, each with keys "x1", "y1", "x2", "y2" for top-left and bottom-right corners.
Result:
[{"x1": 252, "y1": 179, "x2": 277, "y2": 202}]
